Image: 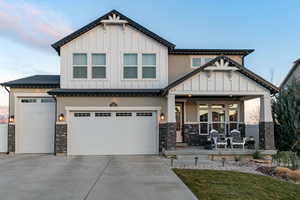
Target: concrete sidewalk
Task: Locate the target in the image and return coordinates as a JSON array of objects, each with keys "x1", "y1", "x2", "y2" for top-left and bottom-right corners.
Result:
[{"x1": 0, "y1": 155, "x2": 197, "y2": 200}]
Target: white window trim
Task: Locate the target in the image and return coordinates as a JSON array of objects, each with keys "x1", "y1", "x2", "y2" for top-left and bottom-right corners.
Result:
[
  {"x1": 142, "y1": 53, "x2": 158, "y2": 80},
  {"x1": 122, "y1": 52, "x2": 139, "y2": 80},
  {"x1": 72, "y1": 53, "x2": 88, "y2": 80},
  {"x1": 91, "y1": 53, "x2": 108, "y2": 80},
  {"x1": 190, "y1": 56, "x2": 215, "y2": 69}
]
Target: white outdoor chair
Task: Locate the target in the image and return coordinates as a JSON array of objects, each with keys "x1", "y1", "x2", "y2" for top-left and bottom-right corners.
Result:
[
  {"x1": 230, "y1": 129, "x2": 247, "y2": 149},
  {"x1": 210, "y1": 129, "x2": 227, "y2": 149}
]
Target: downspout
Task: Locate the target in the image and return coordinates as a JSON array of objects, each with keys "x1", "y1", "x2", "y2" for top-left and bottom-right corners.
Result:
[
  {"x1": 4, "y1": 86, "x2": 10, "y2": 154},
  {"x1": 52, "y1": 95, "x2": 57, "y2": 155}
]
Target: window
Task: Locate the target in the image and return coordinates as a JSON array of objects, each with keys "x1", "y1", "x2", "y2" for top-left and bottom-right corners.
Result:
[
  {"x1": 92, "y1": 54, "x2": 106, "y2": 79},
  {"x1": 123, "y1": 54, "x2": 138, "y2": 79},
  {"x1": 116, "y1": 112, "x2": 132, "y2": 117},
  {"x1": 192, "y1": 57, "x2": 202, "y2": 68},
  {"x1": 198, "y1": 104, "x2": 209, "y2": 135},
  {"x1": 142, "y1": 54, "x2": 156, "y2": 79},
  {"x1": 41, "y1": 98, "x2": 55, "y2": 103},
  {"x1": 136, "y1": 112, "x2": 152, "y2": 117},
  {"x1": 73, "y1": 53, "x2": 87, "y2": 78},
  {"x1": 95, "y1": 112, "x2": 111, "y2": 117},
  {"x1": 21, "y1": 98, "x2": 37, "y2": 103},
  {"x1": 74, "y1": 112, "x2": 90, "y2": 117},
  {"x1": 191, "y1": 57, "x2": 214, "y2": 68}
]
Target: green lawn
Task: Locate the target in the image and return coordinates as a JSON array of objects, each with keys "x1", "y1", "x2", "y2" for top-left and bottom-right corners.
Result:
[{"x1": 173, "y1": 169, "x2": 300, "y2": 200}]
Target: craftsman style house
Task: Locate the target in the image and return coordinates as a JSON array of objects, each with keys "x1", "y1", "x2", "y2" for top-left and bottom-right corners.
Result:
[{"x1": 1, "y1": 10, "x2": 279, "y2": 155}]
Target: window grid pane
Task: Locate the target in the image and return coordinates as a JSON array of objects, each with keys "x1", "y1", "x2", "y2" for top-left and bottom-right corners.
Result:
[
  {"x1": 142, "y1": 54, "x2": 156, "y2": 65},
  {"x1": 73, "y1": 66, "x2": 87, "y2": 78},
  {"x1": 92, "y1": 67, "x2": 106, "y2": 78},
  {"x1": 124, "y1": 54, "x2": 137, "y2": 65},
  {"x1": 192, "y1": 58, "x2": 201, "y2": 67},
  {"x1": 92, "y1": 54, "x2": 106, "y2": 65},
  {"x1": 142, "y1": 67, "x2": 156, "y2": 78},
  {"x1": 124, "y1": 67, "x2": 138, "y2": 79},
  {"x1": 73, "y1": 53, "x2": 87, "y2": 65}
]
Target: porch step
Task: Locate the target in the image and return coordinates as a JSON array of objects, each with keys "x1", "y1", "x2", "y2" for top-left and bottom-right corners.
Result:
[
  {"x1": 175, "y1": 143, "x2": 188, "y2": 148},
  {"x1": 176, "y1": 154, "x2": 209, "y2": 160}
]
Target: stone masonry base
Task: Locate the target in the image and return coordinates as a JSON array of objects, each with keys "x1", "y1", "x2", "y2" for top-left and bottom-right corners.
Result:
[
  {"x1": 259, "y1": 121, "x2": 275, "y2": 150},
  {"x1": 55, "y1": 124, "x2": 67, "y2": 154},
  {"x1": 8, "y1": 124, "x2": 15, "y2": 153},
  {"x1": 159, "y1": 123, "x2": 176, "y2": 151}
]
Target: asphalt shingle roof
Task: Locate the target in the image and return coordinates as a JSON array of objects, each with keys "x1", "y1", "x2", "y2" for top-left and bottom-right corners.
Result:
[{"x1": 1, "y1": 75, "x2": 60, "y2": 88}]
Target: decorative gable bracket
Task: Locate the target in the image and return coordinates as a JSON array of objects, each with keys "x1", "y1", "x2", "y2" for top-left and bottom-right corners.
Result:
[
  {"x1": 101, "y1": 13, "x2": 128, "y2": 30},
  {"x1": 204, "y1": 58, "x2": 238, "y2": 79}
]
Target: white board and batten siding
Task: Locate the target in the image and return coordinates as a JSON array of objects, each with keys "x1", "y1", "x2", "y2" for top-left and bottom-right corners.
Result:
[
  {"x1": 171, "y1": 71, "x2": 270, "y2": 95},
  {"x1": 60, "y1": 25, "x2": 168, "y2": 89}
]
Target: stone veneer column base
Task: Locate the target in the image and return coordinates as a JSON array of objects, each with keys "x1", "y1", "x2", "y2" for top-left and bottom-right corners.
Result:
[
  {"x1": 259, "y1": 122, "x2": 275, "y2": 150},
  {"x1": 8, "y1": 124, "x2": 15, "y2": 153},
  {"x1": 55, "y1": 124, "x2": 67, "y2": 154},
  {"x1": 159, "y1": 123, "x2": 176, "y2": 151}
]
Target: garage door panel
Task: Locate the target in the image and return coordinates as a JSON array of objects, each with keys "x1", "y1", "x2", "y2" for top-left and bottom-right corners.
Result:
[
  {"x1": 69, "y1": 111, "x2": 158, "y2": 155},
  {"x1": 17, "y1": 98, "x2": 55, "y2": 153}
]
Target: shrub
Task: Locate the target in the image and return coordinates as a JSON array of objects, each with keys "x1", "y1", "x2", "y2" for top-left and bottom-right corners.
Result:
[
  {"x1": 287, "y1": 170, "x2": 300, "y2": 182},
  {"x1": 253, "y1": 151, "x2": 263, "y2": 159}
]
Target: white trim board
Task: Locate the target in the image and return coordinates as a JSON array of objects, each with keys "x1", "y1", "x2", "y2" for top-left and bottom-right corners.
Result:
[{"x1": 65, "y1": 106, "x2": 162, "y2": 111}]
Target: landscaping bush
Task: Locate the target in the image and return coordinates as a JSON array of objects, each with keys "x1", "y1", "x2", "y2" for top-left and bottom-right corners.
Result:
[
  {"x1": 272, "y1": 79, "x2": 300, "y2": 156},
  {"x1": 252, "y1": 150, "x2": 263, "y2": 159},
  {"x1": 287, "y1": 170, "x2": 300, "y2": 182}
]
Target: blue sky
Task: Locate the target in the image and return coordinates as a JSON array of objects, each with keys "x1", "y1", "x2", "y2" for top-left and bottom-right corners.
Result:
[{"x1": 0, "y1": 0, "x2": 299, "y2": 106}]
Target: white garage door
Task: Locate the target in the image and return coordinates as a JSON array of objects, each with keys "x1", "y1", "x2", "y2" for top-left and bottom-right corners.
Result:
[
  {"x1": 16, "y1": 98, "x2": 55, "y2": 153},
  {"x1": 69, "y1": 111, "x2": 158, "y2": 155}
]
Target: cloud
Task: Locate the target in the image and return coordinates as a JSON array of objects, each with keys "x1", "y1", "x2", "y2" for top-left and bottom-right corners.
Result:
[{"x1": 0, "y1": 0, "x2": 73, "y2": 52}]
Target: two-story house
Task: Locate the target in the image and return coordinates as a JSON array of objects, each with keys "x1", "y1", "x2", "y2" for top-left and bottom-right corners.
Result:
[
  {"x1": 280, "y1": 58, "x2": 300, "y2": 89},
  {"x1": 1, "y1": 10, "x2": 279, "y2": 155}
]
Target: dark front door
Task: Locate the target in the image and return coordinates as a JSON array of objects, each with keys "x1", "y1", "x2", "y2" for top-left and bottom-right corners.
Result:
[{"x1": 175, "y1": 102, "x2": 184, "y2": 143}]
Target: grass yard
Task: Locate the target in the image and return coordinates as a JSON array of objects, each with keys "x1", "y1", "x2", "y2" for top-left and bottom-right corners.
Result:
[{"x1": 173, "y1": 169, "x2": 300, "y2": 200}]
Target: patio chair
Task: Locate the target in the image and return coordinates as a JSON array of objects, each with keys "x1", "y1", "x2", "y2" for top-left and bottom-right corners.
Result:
[
  {"x1": 210, "y1": 129, "x2": 227, "y2": 149},
  {"x1": 230, "y1": 129, "x2": 247, "y2": 149}
]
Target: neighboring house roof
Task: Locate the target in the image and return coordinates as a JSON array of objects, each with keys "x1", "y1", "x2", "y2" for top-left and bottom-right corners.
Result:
[
  {"x1": 169, "y1": 49, "x2": 254, "y2": 56},
  {"x1": 280, "y1": 58, "x2": 300, "y2": 88},
  {"x1": 47, "y1": 89, "x2": 162, "y2": 97},
  {"x1": 52, "y1": 9, "x2": 175, "y2": 55},
  {"x1": 163, "y1": 56, "x2": 279, "y2": 95},
  {"x1": 0, "y1": 75, "x2": 60, "y2": 88}
]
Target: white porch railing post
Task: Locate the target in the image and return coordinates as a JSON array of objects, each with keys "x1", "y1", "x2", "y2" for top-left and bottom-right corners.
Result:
[{"x1": 167, "y1": 93, "x2": 176, "y2": 123}]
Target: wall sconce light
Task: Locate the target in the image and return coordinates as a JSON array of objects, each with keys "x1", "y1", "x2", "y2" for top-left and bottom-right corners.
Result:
[
  {"x1": 160, "y1": 113, "x2": 165, "y2": 121},
  {"x1": 188, "y1": 94, "x2": 192, "y2": 98},
  {"x1": 58, "y1": 113, "x2": 65, "y2": 122},
  {"x1": 8, "y1": 115, "x2": 14, "y2": 123}
]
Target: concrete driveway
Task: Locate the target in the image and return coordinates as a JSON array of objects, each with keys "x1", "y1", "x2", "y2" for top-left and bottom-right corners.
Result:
[{"x1": 0, "y1": 155, "x2": 197, "y2": 200}]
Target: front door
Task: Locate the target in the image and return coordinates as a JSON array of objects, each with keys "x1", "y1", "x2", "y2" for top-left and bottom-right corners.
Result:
[{"x1": 175, "y1": 103, "x2": 184, "y2": 143}]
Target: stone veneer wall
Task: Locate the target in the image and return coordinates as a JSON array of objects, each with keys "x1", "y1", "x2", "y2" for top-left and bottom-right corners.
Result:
[
  {"x1": 259, "y1": 122, "x2": 275, "y2": 150},
  {"x1": 55, "y1": 124, "x2": 67, "y2": 154},
  {"x1": 159, "y1": 123, "x2": 176, "y2": 151},
  {"x1": 183, "y1": 124, "x2": 208, "y2": 146},
  {"x1": 8, "y1": 124, "x2": 15, "y2": 152}
]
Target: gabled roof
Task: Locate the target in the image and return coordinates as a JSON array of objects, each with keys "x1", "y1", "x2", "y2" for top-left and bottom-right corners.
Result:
[
  {"x1": 48, "y1": 88, "x2": 162, "y2": 97},
  {"x1": 280, "y1": 58, "x2": 300, "y2": 88},
  {"x1": 0, "y1": 75, "x2": 60, "y2": 88},
  {"x1": 169, "y1": 49, "x2": 254, "y2": 56},
  {"x1": 52, "y1": 9, "x2": 175, "y2": 55},
  {"x1": 163, "y1": 56, "x2": 279, "y2": 95}
]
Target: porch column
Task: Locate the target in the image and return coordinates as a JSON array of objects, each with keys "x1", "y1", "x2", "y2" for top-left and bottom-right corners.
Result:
[
  {"x1": 159, "y1": 93, "x2": 176, "y2": 151},
  {"x1": 259, "y1": 94, "x2": 275, "y2": 150}
]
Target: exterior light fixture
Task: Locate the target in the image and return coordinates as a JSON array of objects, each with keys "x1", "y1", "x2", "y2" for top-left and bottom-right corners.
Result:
[
  {"x1": 160, "y1": 113, "x2": 165, "y2": 121},
  {"x1": 8, "y1": 115, "x2": 14, "y2": 123},
  {"x1": 188, "y1": 94, "x2": 192, "y2": 97},
  {"x1": 58, "y1": 113, "x2": 65, "y2": 122}
]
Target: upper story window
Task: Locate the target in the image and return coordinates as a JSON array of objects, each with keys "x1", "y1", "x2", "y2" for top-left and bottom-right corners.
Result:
[
  {"x1": 191, "y1": 57, "x2": 214, "y2": 68},
  {"x1": 92, "y1": 54, "x2": 106, "y2": 79},
  {"x1": 123, "y1": 53, "x2": 138, "y2": 79},
  {"x1": 73, "y1": 53, "x2": 87, "y2": 79},
  {"x1": 142, "y1": 54, "x2": 156, "y2": 79}
]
